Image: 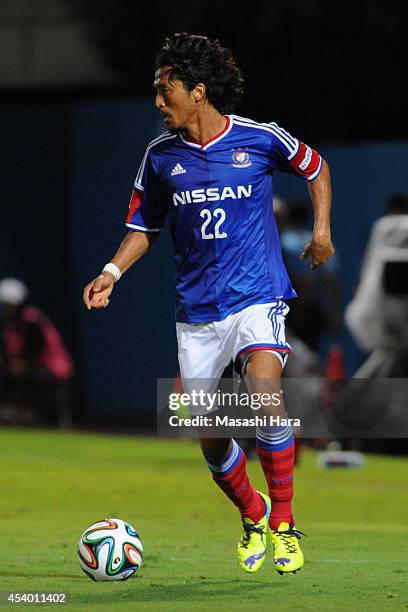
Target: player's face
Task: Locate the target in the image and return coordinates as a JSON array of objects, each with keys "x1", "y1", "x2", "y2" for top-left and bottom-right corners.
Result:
[{"x1": 154, "y1": 67, "x2": 197, "y2": 131}]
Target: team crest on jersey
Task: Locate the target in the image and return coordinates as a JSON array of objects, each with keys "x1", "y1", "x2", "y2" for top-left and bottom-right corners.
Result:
[{"x1": 232, "y1": 150, "x2": 252, "y2": 168}]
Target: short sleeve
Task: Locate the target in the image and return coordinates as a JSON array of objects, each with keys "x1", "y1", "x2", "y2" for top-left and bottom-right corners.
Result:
[
  {"x1": 125, "y1": 151, "x2": 168, "y2": 232},
  {"x1": 267, "y1": 122, "x2": 323, "y2": 181}
]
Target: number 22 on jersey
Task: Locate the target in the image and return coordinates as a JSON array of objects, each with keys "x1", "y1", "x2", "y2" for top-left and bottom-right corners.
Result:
[{"x1": 200, "y1": 208, "x2": 227, "y2": 240}]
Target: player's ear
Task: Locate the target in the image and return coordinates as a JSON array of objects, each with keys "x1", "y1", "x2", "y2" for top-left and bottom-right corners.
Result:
[{"x1": 193, "y1": 83, "x2": 206, "y2": 104}]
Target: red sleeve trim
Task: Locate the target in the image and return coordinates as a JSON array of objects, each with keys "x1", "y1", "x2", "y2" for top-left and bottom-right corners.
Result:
[{"x1": 126, "y1": 188, "x2": 143, "y2": 224}]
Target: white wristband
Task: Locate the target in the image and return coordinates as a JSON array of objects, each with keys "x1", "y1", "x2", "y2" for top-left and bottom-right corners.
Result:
[{"x1": 102, "y1": 263, "x2": 122, "y2": 282}]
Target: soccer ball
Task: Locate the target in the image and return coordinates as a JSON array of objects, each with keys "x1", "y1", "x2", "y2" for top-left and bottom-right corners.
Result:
[{"x1": 78, "y1": 518, "x2": 143, "y2": 581}]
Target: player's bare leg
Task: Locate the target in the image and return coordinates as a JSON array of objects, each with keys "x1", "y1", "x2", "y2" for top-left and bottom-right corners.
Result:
[
  {"x1": 244, "y1": 351, "x2": 305, "y2": 574},
  {"x1": 200, "y1": 437, "x2": 270, "y2": 572}
]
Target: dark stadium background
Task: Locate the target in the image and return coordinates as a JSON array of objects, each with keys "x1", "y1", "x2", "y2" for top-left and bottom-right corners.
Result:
[{"x1": 1, "y1": 0, "x2": 407, "y2": 426}]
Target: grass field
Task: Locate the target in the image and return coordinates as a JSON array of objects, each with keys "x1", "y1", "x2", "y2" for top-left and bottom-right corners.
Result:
[{"x1": 0, "y1": 428, "x2": 407, "y2": 611}]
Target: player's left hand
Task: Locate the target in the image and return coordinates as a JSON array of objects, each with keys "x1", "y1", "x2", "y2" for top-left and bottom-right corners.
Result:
[{"x1": 300, "y1": 235, "x2": 335, "y2": 270}]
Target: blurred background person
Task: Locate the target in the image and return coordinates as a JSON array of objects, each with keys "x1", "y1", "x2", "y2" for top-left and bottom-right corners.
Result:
[
  {"x1": 0, "y1": 278, "x2": 74, "y2": 428},
  {"x1": 279, "y1": 199, "x2": 342, "y2": 355},
  {"x1": 343, "y1": 194, "x2": 408, "y2": 455},
  {"x1": 345, "y1": 194, "x2": 408, "y2": 377},
  {"x1": 273, "y1": 197, "x2": 330, "y2": 457}
]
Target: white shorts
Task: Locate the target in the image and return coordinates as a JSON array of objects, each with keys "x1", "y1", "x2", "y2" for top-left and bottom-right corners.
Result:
[{"x1": 176, "y1": 301, "x2": 291, "y2": 384}]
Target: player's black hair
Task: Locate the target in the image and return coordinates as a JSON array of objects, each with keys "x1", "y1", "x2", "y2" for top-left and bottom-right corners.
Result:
[{"x1": 155, "y1": 33, "x2": 244, "y2": 114}]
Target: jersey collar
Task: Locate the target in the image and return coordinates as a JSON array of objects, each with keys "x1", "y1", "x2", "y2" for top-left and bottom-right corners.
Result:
[{"x1": 179, "y1": 115, "x2": 233, "y2": 151}]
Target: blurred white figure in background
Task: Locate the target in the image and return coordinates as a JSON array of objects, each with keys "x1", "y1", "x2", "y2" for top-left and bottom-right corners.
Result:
[{"x1": 345, "y1": 194, "x2": 408, "y2": 376}]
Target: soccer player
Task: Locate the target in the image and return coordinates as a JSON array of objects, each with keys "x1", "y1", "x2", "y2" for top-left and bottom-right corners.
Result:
[{"x1": 83, "y1": 33, "x2": 334, "y2": 575}]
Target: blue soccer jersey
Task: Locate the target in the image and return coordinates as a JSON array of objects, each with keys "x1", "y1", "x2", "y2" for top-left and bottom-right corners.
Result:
[{"x1": 125, "y1": 115, "x2": 323, "y2": 323}]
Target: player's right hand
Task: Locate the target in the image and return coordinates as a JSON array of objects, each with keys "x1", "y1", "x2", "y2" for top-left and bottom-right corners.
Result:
[{"x1": 83, "y1": 272, "x2": 115, "y2": 310}]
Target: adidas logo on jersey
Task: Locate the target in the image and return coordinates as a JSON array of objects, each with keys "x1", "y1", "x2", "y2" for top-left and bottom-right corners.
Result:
[{"x1": 171, "y1": 163, "x2": 187, "y2": 176}]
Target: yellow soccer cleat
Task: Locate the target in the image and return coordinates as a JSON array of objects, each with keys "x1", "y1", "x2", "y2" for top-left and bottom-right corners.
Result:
[
  {"x1": 237, "y1": 492, "x2": 271, "y2": 573},
  {"x1": 270, "y1": 522, "x2": 305, "y2": 574}
]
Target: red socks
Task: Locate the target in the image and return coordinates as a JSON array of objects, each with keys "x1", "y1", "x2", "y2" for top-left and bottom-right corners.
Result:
[
  {"x1": 206, "y1": 428, "x2": 295, "y2": 530},
  {"x1": 206, "y1": 440, "x2": 265, "y2": 522},
  {"x1": 256, "y1": 426, "x2": 295, "y2": 529}
]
